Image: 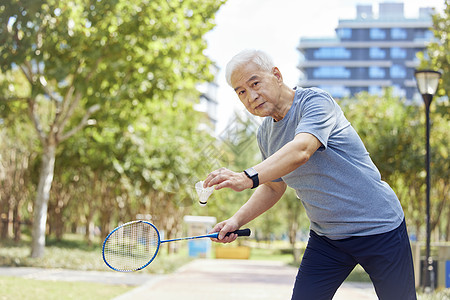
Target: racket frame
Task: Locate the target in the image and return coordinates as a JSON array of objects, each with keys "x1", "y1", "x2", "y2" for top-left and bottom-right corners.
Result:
[{"x1": 102, "y1": 220, "x2": 161, "y2": 272}]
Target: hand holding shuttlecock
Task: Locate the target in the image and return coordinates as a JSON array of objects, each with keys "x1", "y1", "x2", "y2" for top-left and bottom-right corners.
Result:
[{"x1": 195, "y1": 181, "x2": 214, "y2": 206}]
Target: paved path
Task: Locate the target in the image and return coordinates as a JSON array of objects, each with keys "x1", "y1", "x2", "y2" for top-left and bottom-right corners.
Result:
[{"x1": 114, "y1": 259, "x2": 378, "y2": 300}]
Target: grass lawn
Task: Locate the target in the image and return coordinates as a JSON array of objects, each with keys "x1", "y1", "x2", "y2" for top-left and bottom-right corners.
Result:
[
  {"x1": 0, "y1": 276, "x2": 132, "y2": 300},
  {"x1": 0, "y1": 233, "x2": 192, "y2": 273}
]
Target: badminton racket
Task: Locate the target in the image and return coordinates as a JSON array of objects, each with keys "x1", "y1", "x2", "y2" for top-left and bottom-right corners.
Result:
[{"x1": 102, "y1": 220, "x2": 251, "y2": 272}]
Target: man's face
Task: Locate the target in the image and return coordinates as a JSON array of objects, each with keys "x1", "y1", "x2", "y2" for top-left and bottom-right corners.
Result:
[{"x1": 230, "y1": 62, "x2": 283, "y2": 119}]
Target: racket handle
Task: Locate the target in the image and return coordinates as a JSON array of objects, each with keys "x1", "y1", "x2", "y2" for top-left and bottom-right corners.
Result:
[{"x1": 226, "y1": 228, "x2": 251, "y2": 237}]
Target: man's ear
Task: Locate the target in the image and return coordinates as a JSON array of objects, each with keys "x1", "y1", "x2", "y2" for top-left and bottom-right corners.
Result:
[{"x1": 272, "y1": 67, "x2": 283, "y2": 82}]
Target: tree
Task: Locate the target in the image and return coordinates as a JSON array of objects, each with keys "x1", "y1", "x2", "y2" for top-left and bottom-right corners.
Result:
[
  {"x1": 0, "y1": 69, "x2": 37, "y2": 242},
  {"x1": 417, "y1": 0, "x2": 450, "y2": 98},
  {"x1": 0, "y1": 118, "x2": 37, "y2": 242},
  {"x1": 0, "y1": 0, "x2": 225, "y2": 257},
  {"x1": 341, "y1": 90, "x2": 449, "y2": 240},
  {"x1": 417, "y1": 1, "x2": 450, "y2": 240}
]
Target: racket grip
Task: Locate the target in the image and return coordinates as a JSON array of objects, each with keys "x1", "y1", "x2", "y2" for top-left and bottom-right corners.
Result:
[{"x1": 226, "y1": 228, "x2": 251, "y2": 237}]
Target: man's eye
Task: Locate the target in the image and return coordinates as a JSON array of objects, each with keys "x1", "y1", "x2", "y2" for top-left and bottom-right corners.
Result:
[
  {"x1": 252, "y1": 81, "x2": 259, "y2": 88},
  {"x1": 238, "y1": 90, "x2": 245, "y2": 96}
]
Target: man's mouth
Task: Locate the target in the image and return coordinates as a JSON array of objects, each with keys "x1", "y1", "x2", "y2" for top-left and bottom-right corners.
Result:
[{"x1": 254, "y1": 102, "x2": 265, "y2": 110}]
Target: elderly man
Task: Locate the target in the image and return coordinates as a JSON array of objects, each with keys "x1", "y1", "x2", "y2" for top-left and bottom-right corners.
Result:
[{"x1": 203, "y1": 49, "x2": 416, "y2": 300}]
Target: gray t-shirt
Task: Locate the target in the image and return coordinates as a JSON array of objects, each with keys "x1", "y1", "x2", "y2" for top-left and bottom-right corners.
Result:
[{"x1": 257, "y1": 87, "x2": 404, "y2": 239}]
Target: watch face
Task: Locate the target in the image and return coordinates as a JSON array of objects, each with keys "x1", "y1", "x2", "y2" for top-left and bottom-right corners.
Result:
[{"x1": 245, "y1": 168, "x2": 257, "y2": 177}]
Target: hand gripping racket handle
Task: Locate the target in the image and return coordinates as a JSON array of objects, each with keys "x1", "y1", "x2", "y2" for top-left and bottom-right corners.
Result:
[{"x1": 225, "y1": 228, "x2": 251, "y2": 237}]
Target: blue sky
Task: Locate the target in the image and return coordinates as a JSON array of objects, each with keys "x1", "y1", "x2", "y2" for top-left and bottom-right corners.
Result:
[{"x1": 204, "y1": 0, "x2": 446, "y2": 133}]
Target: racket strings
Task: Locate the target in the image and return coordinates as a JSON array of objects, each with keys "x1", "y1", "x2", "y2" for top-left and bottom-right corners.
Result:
[{"x1": 103, "y1": 222, "x2": 159, "y2": 271}]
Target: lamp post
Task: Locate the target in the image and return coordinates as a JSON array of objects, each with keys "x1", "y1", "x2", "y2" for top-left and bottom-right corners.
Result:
[{"x1": 414, "y1": 69, "x2": 441, "y2": 293}]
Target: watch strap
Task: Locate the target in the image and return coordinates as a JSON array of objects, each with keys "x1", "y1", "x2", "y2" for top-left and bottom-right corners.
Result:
[{"x1": 244, "y1": 168, "x2": 259, "y2": 189}]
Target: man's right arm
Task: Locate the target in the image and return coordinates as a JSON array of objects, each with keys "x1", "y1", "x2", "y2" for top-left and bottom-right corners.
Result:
[{"x1": 211, "y1": 180, "x2": 287, "y2": 242}]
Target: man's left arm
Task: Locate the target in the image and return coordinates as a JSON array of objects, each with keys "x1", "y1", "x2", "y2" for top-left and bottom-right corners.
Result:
[{"x1": 204, "y1": 132, "x2": 322, "y2": 191}]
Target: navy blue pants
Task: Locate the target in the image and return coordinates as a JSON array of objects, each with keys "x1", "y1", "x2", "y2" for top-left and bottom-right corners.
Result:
[{"x1": 291, "y1": 219, "x2": 416, "y2": 300}]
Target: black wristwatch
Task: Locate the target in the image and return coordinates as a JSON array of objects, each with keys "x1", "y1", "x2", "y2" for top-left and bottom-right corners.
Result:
[{"x1": 244, "y1": 167, "x2": 259, "y2": 189}]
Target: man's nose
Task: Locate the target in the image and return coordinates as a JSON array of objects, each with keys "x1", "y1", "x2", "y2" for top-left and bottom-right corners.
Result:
[{"x1": 248, "y1": 89, "x2": 259, "y2": 102}]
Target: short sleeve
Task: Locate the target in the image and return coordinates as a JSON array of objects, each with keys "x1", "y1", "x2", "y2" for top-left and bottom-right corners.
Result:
[{"x1": 295, "y1": 91, "x2": 337, "y2": 151}]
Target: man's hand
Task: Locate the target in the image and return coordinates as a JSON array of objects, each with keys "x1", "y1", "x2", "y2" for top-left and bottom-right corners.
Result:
[
  {"x1": 209, "y1": 218, "x2": 240, "y2": 243},
  {"x1": 203, "y1": 167, "x2": 253, "y2": 191}
]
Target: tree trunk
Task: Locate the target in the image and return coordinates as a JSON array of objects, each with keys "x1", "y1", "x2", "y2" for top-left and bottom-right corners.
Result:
[
  {"x1": 13, "y1": 204, "x2": 21, "y2": 242},
  {"x1": 447, "y1": 209, "x2": 450, "y2": 242},
  {"x1": 31, "y1": 144, "x2": 56, "y2": 258},
  {"x1": 85, "y1": 206, "x2": 95, "y2": 247},
  {"x1": 0, "y1": 198, "x2": 10, "y2": 239}
]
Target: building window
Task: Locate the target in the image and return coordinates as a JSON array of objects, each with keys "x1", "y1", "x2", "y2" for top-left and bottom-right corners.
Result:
[
  {"x1": 369, "y1": 47, "x2": 386, "y2": 59},
  {"x1": 337, "y1": 28, "x2": 352, "y2": 39},
  {"x1": 369, "y1": 67, "x2": 385, "y2": 78},
  {"x1": 391, "y1": 47, "x2": 407, "y2": 59},
  {"x1": 370, "y1": 28, "x2": 386, "y2": 39},
  {"x1": 319, "y1": 85, "x2": 350, "y2": 98},
  {"x1": 414, "y1": 29, "x2": 434, "y2": 41},
  {"x1": 390, "y1": 65, "x2": 406, "y2": 78},
  {"x1": 314, "y1": 67, "x2": 351, "y2": 78},
  {"x1": 391, "y1": 28, "x2": 407, "y2": 39},
  {"x1": 314, "y1": 47, "x2": 351, "y2": 59}
]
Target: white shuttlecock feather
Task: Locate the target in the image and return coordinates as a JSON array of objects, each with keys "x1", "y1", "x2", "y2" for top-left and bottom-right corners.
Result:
[{"x1": 195, "y1": 181, "x2": 214, "y2": 206}]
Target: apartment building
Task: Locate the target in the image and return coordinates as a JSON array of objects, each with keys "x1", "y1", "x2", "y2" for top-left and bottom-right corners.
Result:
[{"x1": 297, "y1": 2, "x2": 435, "y2": 100}]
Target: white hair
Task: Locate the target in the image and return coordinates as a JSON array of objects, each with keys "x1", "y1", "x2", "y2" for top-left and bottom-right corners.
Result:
[{"x1": 225, "y1": 49, "x2": 275, "y2": 87}]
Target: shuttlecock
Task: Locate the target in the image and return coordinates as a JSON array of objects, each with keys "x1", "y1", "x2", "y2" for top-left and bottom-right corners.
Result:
[{"x1": 195, "y1": 181, "x2": 214, "y2": 206}]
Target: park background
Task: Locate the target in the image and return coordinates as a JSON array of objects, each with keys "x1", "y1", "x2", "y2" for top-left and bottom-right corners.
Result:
[{"x1": 0, "y1": 0, "x2": 449, "y2": 299}]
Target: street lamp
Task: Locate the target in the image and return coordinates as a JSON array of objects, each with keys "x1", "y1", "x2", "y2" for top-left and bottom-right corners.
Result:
[{"x1": 414, "y1": 69, "x2": 441, "y2": 293}]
